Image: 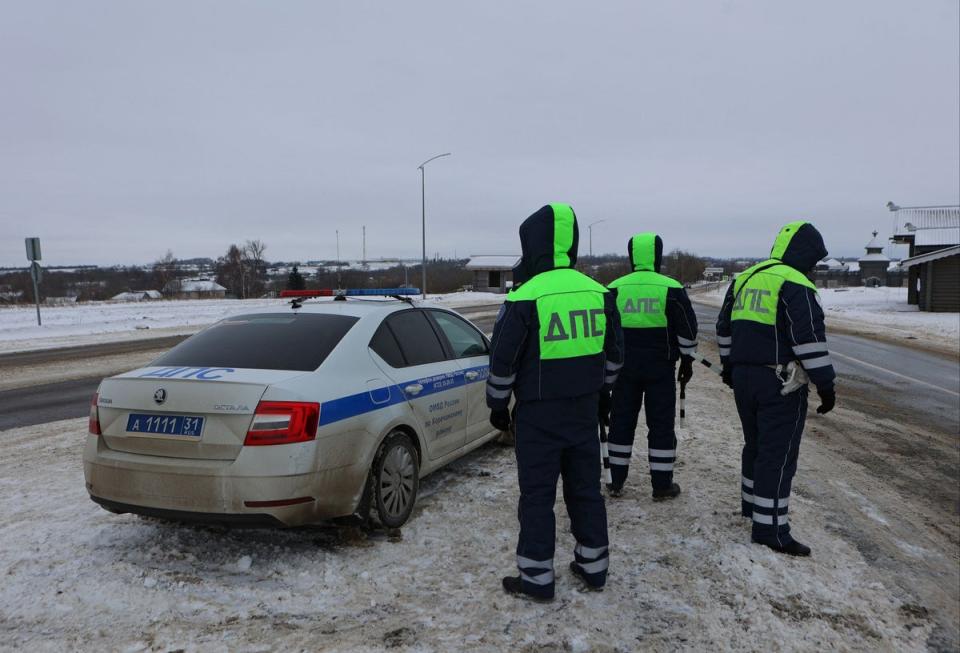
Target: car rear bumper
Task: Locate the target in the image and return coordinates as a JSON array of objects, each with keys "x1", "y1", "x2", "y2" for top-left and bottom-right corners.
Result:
[
  {"x1": 83, "y1": 436, "x2": 369, "y2": 526},
  {"x1": 89, "y1": 495, "x2": 287, "y2": 527}
]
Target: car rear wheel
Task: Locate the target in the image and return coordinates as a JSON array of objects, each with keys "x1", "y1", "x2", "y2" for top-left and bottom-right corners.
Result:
[{"x1": 371, "y1": 431, "x2": 419, "y2": 529}]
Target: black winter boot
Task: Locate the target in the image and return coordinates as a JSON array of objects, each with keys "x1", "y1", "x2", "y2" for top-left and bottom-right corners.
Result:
[
  {"x1": 752, "y1": 538, "x2": 811, "y2": 557},
  {"x1": 606, "y1": 482, "x2": 624, "y2": 498},
  {"x1": 568, "y1": 562, "x2": 604, "y2": 592},
  {"x1": 501, "y1": 576, "x2": 554, "y2": 602},
  {"x1": 652, "y1": 483, "x2": 681, "y2": 501}
]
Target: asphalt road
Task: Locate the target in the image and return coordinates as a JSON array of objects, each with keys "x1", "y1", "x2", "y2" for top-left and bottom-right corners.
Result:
[
  {"x1": 692, "y1": 303, "x2": 960, "y2": 436},
  {"x1": 0, "y1": 307, "x2": 502, "y2": 431},
  {"x1": 2, "y1": 303, "x2": 957, "y2": 435}
]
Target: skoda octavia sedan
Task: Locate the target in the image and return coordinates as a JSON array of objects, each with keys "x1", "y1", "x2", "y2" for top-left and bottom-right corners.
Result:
[{"x1": 83, "y1": 298, "x2": 496, "y2": 528}]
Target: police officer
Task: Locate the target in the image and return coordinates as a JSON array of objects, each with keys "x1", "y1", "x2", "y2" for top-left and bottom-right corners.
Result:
[
  {"x1": 716, "y1": 221, "x2": 836, "y2": 557},
  {"x1": 487, "y1": 203, "x2": 624, "y2": 601},
  {"x1": 603, "y1": 233, "x2": 699, "y2": 500}
]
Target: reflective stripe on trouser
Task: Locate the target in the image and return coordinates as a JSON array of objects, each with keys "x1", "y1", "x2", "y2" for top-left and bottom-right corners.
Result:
[
  {"x1": 740, "y1": 474, "x2": 754, "y2": 517},
  {"x1": 732, "y1": 365, "x2": 807, "y2": 547},
  {"x1": 607, "y1": 359, "x2": 677, "y2": 490},
  {"x1": 572, "y1": 542, "x2": 609, "y2": 587},
  {"x1": 514, "y1": 395, "x2": 609, "y2": 597},
  {"x1": 517, "y1": 555, "x2": 554, "y2": 588}
]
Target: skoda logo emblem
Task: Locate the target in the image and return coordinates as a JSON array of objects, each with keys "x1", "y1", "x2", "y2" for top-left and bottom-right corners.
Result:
[{"x1": 153, "y1": 388, "x2": 167, "y2": 405}]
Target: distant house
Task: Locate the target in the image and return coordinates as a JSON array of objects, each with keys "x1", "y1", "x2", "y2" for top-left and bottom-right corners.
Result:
[
  {"x1": 0, "y1": 291, "x2": 23, "y2": 304},
  {"x1": 163, "y1": 278, "x2": 227, "y2": 299},
  {"x1": 816, "y1": 258, "x2": 848, "y2": 272},
  {"x1": 858, "y1": 232, "x2": 891, "y2": 287},
  {"x1": 43, "y1": 296, "x2": 77, "y2": 305},
  {"x1": 465, "y1": 255, "x2": 521, "y2": 293},
  {"x1": 111, "y1": 290, "x2": 163, "y2": 302},
  {"x1": 889, "y1": 204, "x2": 959, "y2": 311}
]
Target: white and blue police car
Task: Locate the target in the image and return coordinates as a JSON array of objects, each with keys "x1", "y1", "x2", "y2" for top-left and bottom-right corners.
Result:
[{"x1": 83, "y1": 290, "x2": 496, "y2": 528}]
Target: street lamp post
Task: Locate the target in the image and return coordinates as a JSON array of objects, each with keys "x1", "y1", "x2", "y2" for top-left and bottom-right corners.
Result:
[
  {"x1": 418, "y1": 152, "x2": 451, "y2": 300},
  {"x1": 587, "y1": 219, "x2": 607, "y2": 258}
]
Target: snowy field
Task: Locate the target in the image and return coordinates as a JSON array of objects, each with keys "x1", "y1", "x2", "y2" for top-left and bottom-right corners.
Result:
[
  {"x1": 817, "y1": 286, "x2": 959, "y2": 342},
  {"x1": 695, "y1": 285, "x2": 959, "y2": 350},
  {"x1": 0, "y1": 292, "x2": 506, "y2": 354},
  {"x1": 0, "y1": 365, "x2": 943, "y2": 652}
]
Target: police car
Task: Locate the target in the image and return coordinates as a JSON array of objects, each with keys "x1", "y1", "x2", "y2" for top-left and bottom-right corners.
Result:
[{"x1": 83, "y1": 290, "x2": 496, "y2": 528}]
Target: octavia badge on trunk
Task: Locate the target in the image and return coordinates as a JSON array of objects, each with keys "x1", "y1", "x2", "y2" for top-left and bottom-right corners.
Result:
[{"x1": 153, "y1": 388, "x2": 167, "y2": 405}]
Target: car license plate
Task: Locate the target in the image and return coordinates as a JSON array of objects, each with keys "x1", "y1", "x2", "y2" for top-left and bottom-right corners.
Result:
[{"x1": 126, "y1": 413, "x2": 205, "y2": 437}]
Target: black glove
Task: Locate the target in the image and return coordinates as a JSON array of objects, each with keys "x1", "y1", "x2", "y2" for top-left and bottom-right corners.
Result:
[
  {"x1": 598, "y1": 390, "x2": 612, "y2": 427},
  {"x1": 489, "y1": 408, "x2": 511, "y2": 432},
  {"x1": 816, "y1": 386, "x2": 836, "y2": 415},
  {"x1": 678, "y1": 356, "x2": 694, "y2": 385},
  {"x1": 721, "y1": 364, "x2": 734, "y2": 389}
]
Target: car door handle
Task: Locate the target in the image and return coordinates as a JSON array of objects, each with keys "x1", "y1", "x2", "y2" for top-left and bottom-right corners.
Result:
[
  {"x1": 465, "y1": 371, "x2": 479, "y2": 381},
  {"x1": 404, "y1": 384, "x2": 424, "y2": 396}
]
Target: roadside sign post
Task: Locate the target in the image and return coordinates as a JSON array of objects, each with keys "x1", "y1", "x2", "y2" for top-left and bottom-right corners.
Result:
[{"x1": 25, "y1": 237, "x2": 42, "y2": 326}]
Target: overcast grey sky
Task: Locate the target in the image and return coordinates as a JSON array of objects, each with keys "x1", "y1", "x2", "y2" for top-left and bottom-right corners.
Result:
[{"x1": 1, "y1": 1, "x2": 957, "y2": 267}]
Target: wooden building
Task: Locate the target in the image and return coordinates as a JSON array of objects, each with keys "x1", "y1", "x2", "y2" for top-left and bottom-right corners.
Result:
[
  {"x1": 888, "y1": 203, "x2": 959, "y2": 311},
  {"x1": 899, "y1": 246, "x2": 960, "y2": 312}
]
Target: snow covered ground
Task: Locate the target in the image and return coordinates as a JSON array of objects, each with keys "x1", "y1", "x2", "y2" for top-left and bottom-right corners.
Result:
[
  {"x1": 0, "y1": 365, "x2": 942, "y2": 651},
  {"x1": 817, "y1": 286, "x2": 958, "y2": 343},
  {"x1": 0, "y1": 292, "x2": 506, "y2": 354},
  {"x1": 694, "y1": 285, "x2": 958, "y2": 351}
]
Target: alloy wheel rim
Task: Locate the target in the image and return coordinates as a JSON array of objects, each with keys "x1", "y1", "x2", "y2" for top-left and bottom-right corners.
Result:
[{"x1": 380, "y1": 445, "x2": 415, "y2": 518}]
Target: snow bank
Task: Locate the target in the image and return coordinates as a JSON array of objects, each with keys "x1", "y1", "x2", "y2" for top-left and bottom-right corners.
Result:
[
  {"x1": 0, "y1": 385, "x2": 934, "y2": 650},
  {"x1": 0, "y1": 292, "x2": 505, "y2": 354}
]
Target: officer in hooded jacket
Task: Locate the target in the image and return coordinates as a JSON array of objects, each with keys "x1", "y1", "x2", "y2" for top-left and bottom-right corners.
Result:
[
  {"x1": 604, "y1": 233, "x2": 699, "y2": 499},
  {"x1": 486, "y1": 203, "x2": 624, "y2": 601},
  {"x1": 716, "y1": 221, "x2": 836, "y2": 557}
]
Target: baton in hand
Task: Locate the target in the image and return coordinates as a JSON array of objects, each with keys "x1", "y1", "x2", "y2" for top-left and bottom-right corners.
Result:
[
  {"x1": 696, "y1": 356, "x2": 723, "y2": 377},
  {"x1": 679, "y1": 380, "x2": 687, "y2": 422},
  {"x1": 598, "y1": 420, "x2": 612, "y2": 485}
]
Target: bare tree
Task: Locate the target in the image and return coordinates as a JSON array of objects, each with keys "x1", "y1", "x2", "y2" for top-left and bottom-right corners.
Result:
[
  {"x1": 243, "y1": 239, "x2": 268, "y2": 297},
  {"x1": 215, "y1": 240, "x2": 269, "y2": 298},
  {"x1": 215, "y1": 244, "x2": 246, "y2": 297},
  {"x1": 662, "y1": 250, "x2": 707, "y2": 285},
  {"x1": 152, "y1": 250, "x2": 178, "y2": 293}
]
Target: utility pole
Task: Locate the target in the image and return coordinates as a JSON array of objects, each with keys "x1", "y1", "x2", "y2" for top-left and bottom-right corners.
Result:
[
  {"x1": 336, "y1": 229, "x2": 342, "y2": 289},
  {"x1": 587, "y1": 219, "x2": 607, "y2": 258},
  {"x1": 25, "y1": 237, "x2": 42, "y2": 326},
  {"x1": 418, "y1": 152, "x2": 451, "y2": 299},
  {"x1": 362, "y1": 225, "x2": 366, "y2": 267}
]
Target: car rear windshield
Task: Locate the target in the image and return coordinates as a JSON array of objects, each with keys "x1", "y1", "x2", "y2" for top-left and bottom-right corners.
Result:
[{"x1": 150, "y1": 313, "x2": 359, "y2": 372}]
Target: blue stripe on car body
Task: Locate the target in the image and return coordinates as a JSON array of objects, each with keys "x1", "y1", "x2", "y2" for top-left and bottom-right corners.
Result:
[{"x1": 318, "y1": 364, "x2": 488, "y2": 427}]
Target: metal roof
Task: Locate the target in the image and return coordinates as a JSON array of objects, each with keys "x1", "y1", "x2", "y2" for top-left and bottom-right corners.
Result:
[
  {"x1": 915, "y1": 228, "x2": 960, "y2": 247},
  {"x1": 465, "y1": 255, "x2": 520, "y2": 270},
  {"x1": 891, "y1": 206, "x2": 960, "y2": 242},
  {"x1": 899, "y1": 245, "x2": 960, "y2": 269}
]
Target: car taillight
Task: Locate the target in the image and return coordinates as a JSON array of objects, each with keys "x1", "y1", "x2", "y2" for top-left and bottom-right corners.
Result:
[
  {"x1": 89, "y1": 393, "x2": 102, "y2": 436},
  {"x1": 244, "y1": 401, "x2": 320, "y2": 446}
]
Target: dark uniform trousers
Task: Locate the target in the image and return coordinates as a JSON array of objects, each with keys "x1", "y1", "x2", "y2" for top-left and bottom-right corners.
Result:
[
  {"x1": 514, "y1": 394, "x2": 609, "y2": 598},
  {"x1": 733, "y1": 365, "x2": 806, "y2": 547},
  {"x1": 607, "y1": 360, "x2": 677, "y2": 490}
]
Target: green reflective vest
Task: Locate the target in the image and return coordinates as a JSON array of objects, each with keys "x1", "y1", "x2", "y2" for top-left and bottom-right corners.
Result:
[
  {"x1": 608, "y1": 270, "x2": 681, "y2": 329},
  {"x1": 732, "y1": 259, "x2": 817, "y2": 326},
  {"x1": 507, "y1": 268, "x2": 608, "y2": 360}
]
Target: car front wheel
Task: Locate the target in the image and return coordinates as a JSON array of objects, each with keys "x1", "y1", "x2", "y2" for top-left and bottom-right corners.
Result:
[{"x1": 370, "y1": 431, "x2": 419, "y2": 528}]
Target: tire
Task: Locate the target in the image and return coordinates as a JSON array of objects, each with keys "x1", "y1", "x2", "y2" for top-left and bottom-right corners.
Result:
[{"x1": 370, "y1": 431, "x2": 419, "y2": 529}]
